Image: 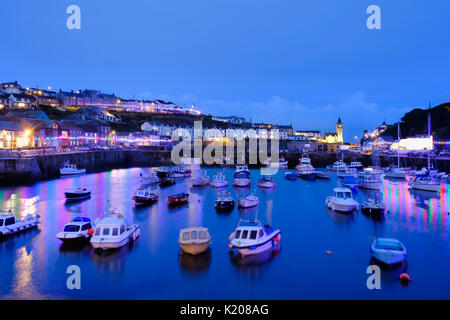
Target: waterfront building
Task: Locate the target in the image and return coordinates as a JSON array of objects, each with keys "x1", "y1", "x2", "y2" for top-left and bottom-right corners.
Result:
[
  {"x1": 295, "y1": 130, "x2": 321, "y2": 140},
  {"x1": 0, "y1": 120, "x2": 26, "y2": 149}
]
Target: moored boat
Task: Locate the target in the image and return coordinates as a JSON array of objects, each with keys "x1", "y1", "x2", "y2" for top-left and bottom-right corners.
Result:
[
  {"x1": 361, "y1": 198, "x2": 385, "y2": 216},
  {"x1": 358, "y1": 170, "x2": 383, "y2": 190},
  {"x1": 211, "y1": 172, "x2": 228, "y2": 188},
  {"x1": 297, "y1": 166, "x2": 316, "y2": 180},
  {"x1": 228, "y1": 219, "x2": 281, "y2": 257},
  {"x1": 140, "y1": 172, "x2": 160, "y2": 184},
  {"x1": 408, "y1": 175, "x2": 440, "y2": 192},
  {"x1": 233, "y1": 174, "x2": 251, "y2": 187},
  {"x1": 64, "y1": 187, "x2": 91, "y2": 200},
  {"x1": 337, "y1": 167, "x2": 358, "y2": 178},
  {"x1": 171, "y1": 165, "x2": 191, "y2": 178},
  {"x1": 238, "y1": 192, "x2": 258, "y2": 208},
  {"x1": 284, "y1": 172, "x2": 298, "y2": 180},
  {"x1": 314, "y1": 170, "x2": 332, "y2": 179},
  {"x1": 234, "y1": 165, "x2": 250, "y2": 177},
  {"x1": 325, "y1": 187, "x2": 359, "y2": 212},
  {"x1": 258, "y1": 176, "x2": 275, "y2": 188},
  {"x1": 60, "y1": 161, "x2": 86, "y2": 176},
  {"x1": 370, "y1": 238, "x2": 407, "y2": 265},
  {"x1": 215, "y1": 192, "x2": 235, "y2": 210},
  {"x1": 132, "y1": 188, "x2": 158, "y2": 205},
  {"x1": 167, "y1": 192, "x2": 189, "y2": 205},
  {"x1": 326, "y1": 160, "x2": 347, "y2": 171},
  {"x1": 0, "y1": 211, "x2": 40, "y2": 238},
  {"x1": 56, "y1": 217, "x2": 95, "y2": 244},
  {"x1": 90, "y1": 210, "x2": 140, "y2": 251},
  {"x1": 348, "y1": 161, "x2": 363, "y2": 169},
  {"x1": 159, "y1": 177, "x2": 176, "y2": 187},
  {"x1": 156, "y1": 167, "x2": 172, "y2": 179},
  {"x1": 178, "y1": 227, "x2": 212, "y2": 255}
]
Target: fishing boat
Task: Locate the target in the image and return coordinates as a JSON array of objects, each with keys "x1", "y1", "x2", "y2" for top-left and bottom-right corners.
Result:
[
  {"x1": 342, "y1": 175, "x2": 359, "y2": 190},
  {"x1": 60, "y1": 161, "x2": 86, "y2": 175},
  {"x1": 384, "y1": 167, "x2": 409, "y2": 179},
  {"x1": 167, "y1": 192, "x2": 189, "y2": 205},
  {"x1": 337, "y1": 167, "x2": 358, "y2": 178},
  {"x1": 191, "y1": 171, "x2": 210, "y2": 187},
  {"x1": 228, "y1": 219, "x2": 281, "y2": 257},
  {"x1": 215, "y1": 192, "x2": 235, "y2": 210},
  {"x1": 233, "y1": 172, "x2": 251, "y2": 187},
  {"x1": 0, "y1": 211, "x2": 39, "y2": 238},
  {"x1": 408, "y1": 175, "x2": 440, "y2": 192},
  {"x1": 237, "y1": 192, "x2": 259, "y2": 208},
  {"x1": 258, "y1": 176, "x2": 275, "y2": 188},
  {"x1": 370, "y1": 238, "x2": 407, "y2": 265},
  {"x1": 178, "y1": 227, "x2": 212, "y2": 255},
  {"x1": 64, "y1": 187, "x2": 91, "y2": 200},
  {"x1": 314, "y1": 170, "x2": 332, "y2": 179},
  {"x1": 156, "y1": 167, "x2": 172, "y2": 179},
  {"x1": 56, "y1": 217, "x2": 95, "y2": 244},
  {"x1": 326, "y1": 159, "x2": 347, "y2": 171},
  {"x1": 132, "y1": 188, "x2": 158, "y2": 205},
  {"x1": 361, "y1": 198, "x2": 385, "y2": 215},
  {"x1": 234, "y1": 165, "x2": 250, "y2": 177},
  {"x1": 325, "y1": 187, "x2": 359, "y2": 212},
  {"x1": 139, "y1": 172, "x2": 160, "y2": 184},
  {"x1": 358, "y1": 170, "x2": 383, "y2": 190},
  {"x1": 348, "y1": 161, "x2": 363, "y2": 169},
  {"x1": 211, "y1": 172, "x2": 228, "y2": 188},
  {"x1": 265, "y1": 157, "x2": 288, "y2": 169},
  {"x1": 159, "y1": 177, "x2": 176, "y2": 187},
  {"x1": 171, "y1": 165, "x2": 191, "y2": 178},
  {"x1": 295, "y1": 155, "x2": 313, "y2": 171},
  {"x1": 90, "y1": 210, "x2": 140, "y2": 251},
  {"x1": 284, "y1": 172, "x2": 298, "y2": 180},
  {"x1": 297, "y1": 166, "x2": 316, "y2": 180}
]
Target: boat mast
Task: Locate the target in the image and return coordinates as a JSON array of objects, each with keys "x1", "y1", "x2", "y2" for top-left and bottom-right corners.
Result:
[
  {"x1": 397, "y1": 122, "x2": 401, "y2": 168},
  {"x1": 428, "y1": 102, "x2": 431, "y2": 170}
]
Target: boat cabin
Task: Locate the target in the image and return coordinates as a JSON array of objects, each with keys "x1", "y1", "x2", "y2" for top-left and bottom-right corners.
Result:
[
  {"x1": 93, "y1": 217, "x2": 127, "y2": 238},
  {"x1": 64, "y1": 218, "x2": 92, "y2": 233},
  {"x1": 233, "y1": 220, "x2": 265, "y2": 241},
  {"x1": 217, "y1": 192, "x2": 232, "y2": 200},
  {"x1": 0, "y1": 214, "x2": 16, "y2": 227},
  {"x1": 179, "y1": 227, "x2": 210, "y2": 243},
  {"x1": 333, "y1": 188, "x2": 353, "y2": 199}
]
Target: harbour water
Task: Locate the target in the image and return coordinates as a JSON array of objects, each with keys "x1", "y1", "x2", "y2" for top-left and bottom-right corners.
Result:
[{"x1": 0, "y1": 167, "x2": 449, "y2": 299}]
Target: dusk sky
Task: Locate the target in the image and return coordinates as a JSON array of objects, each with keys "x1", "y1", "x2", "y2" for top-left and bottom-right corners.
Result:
[{"x1": 2, "y1": 0, "x2": 450, "y2": 141}]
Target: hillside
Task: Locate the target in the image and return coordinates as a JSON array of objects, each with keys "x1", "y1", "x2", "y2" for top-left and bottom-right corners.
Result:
[{"x1": 382, "y1": 102, "x2": 450, "y2": 139}]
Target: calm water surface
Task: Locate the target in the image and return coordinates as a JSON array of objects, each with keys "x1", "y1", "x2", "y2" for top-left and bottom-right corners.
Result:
[{"x1": 0, "y1": 167, "x2": 449, "y2": 299}]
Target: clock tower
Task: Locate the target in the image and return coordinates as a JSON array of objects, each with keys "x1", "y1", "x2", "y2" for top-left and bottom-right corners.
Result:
[{"x1": 336, "y1": 117, "x2": 343, "y2": 143}]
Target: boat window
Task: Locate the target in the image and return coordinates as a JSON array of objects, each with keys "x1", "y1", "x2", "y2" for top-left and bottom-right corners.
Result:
[
  {"x1": 0, "y1": 219, "x2": 3, "y2": 226},
  {"x1": 336, "y1": 192, "x2": 344, "y2": 198},
  {"x1": 250, "y1": 230, "x2": 257, "y2": 240},
  {"x1": 234, "y1": 230, "x2": 241, "y2": 239},
  {"x1": 81, "y1": 223, "x2": 92, "y2": 231},
  {"x1": 5, "y1": 217, "x2": 15, "y2": 226},
  {"x1": 112, "y1": 228, "x2": 119, "y2": 236},
  {"x1": 94, "y1": 228, "x2": 101, "y2": 236},
  {"x1": 190, "y1": 231, "x2": 198, "y2": 240},
  {"x1": 344, "y1": 192, "x2": 352, "y2": 198},
  {"x1": 199, "y1": 231, "x2": 207, "y2": 239},
  {"x1": 64, "y1": 225, "x2": 80, "y2": 232},
  {"x1": 259, "y1": 229, "x2": 264, "y2": 238},
  {"x1": 102, "y1": 228, "x2": 110, "y2": 236},
  {"x1": 120, "y1": 225, "x2": 125, "y2": 234},
  {"x1": 242, "y1": 230, "x2": 248, "y2": 239},
  {"x1": 182, "y1": 232, "x2": 190, "y2": 241}
]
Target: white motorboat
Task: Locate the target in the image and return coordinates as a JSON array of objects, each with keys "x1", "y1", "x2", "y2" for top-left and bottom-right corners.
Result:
[
  {"x1": 215, "y1": 191, "x2": 235, "y2": 210},
  {"x1": 233, "y1": 177, "x2": 251, "y2": 187},
  {"x1": 156, "y1": 167, "x2": 172, "y2": 179},
  {"x1": 178, "y1": 227, "x2": 212, "y2": 255},
  {"x1": 265, "y1": 157, "x2": 288, "y2": 169},
  {"x1": 0, "y1": 211, "x2": 39, "y2": 238},
  {"x1": 171, "y1": 165, "x2": 191, "y2": 178},
  {"x1": 228, "y1": 219, "x2": 281, "y2": 257},
  {"x1": 234, "y1": 165, "x2": 250, "y2": 177},
  {"x1": 64, "y1": 187, "x2": 91, "y2": 200},
  {"x1": 56, "y1": 217, "x2": 95, "y2": 244},
  {"x1": 325, "y1": 187, "x2": 359, "y2": 212},
  {"x1": 60, "y1": 161, "x2": 86, "y2": 175},
  {"x1": 190, "y1": 171, "x2": 210, "y2": 187},
  {"x1": 326, "y1": 160, "x2": 347, "y2": 171},
  {"x1": 348, "y1": 161, "x2": 363, "y2": 169},
  {"x1": 337, "y1": 167, "x2": 358, "y2": 178},
  {"x1": 358, "y1": 170, "x2": 383, "y2": 190},
  {"x1": 211, "y1": 172, "x2": 228, "y2": 188},
  {"x1": 257, "y1": 176, "x2": 275, "y2": 188},
  {"x1": 238, "y1": 192, "x2": 259, "y2": 208},
  {"x1": 132, "y1": 187, "x2": 158, "y2": 205},
  {"x1": 314, "y1": 170, "x2": 332, "y2": 179},
  {"x1": 408, "y1": 175, "x2": 440, "y2": 192},
  {"x1": 140, "y1": 172, "x2": 160, "y2": 184},
  {"x1": 90, "y1": 210, "x2": 140, "y2": 251},
  {"x1": 295, "y1": 155, "x2": 314, "y2": 171},
  {"x1": 370, "y1": 238, "x2": 407, "y2": 265},
  {"x1": 384, "y1": 167, "x2": 409, "y2": 179}
]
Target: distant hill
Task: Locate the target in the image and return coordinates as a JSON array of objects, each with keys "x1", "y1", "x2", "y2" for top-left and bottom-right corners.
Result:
[{"x1": 382, "y1": 102, "x2": 450, "y2": 139}]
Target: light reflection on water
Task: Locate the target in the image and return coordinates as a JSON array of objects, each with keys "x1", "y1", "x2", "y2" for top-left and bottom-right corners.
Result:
[{"x1": 0, "y1": 168, "x2": 448, "y2": 299}]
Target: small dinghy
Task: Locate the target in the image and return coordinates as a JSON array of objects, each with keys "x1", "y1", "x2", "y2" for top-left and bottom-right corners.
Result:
[
  {"x1": 211, "y1": 172, "x2": 228, "y2": 188},
  {"x1": 0, "y1": 211, "x2": 39, "y2": 238},
  {"x1": 325, "y1": 187, "x2": 359, "y2": 212},
  {"x1": 64, "y1": 187, "x2": 91, "y2": 201},
  {"x1": 258, "y1": 176, "x2": 275, "y2": 188},
  {"x1": 215, "y1": 191, "x2": 235, "y2": 211},
  {"x1": 90, "y1": 210, "x2": 140, "y2": 251},
  {"x1": 343, "y1": 175, "x2": 359, "y2": 190},
  {"x1": 56, "y1": 217, "x2": 95, "y2": 244},
  {"x1": 159, "y1": 177, "x2": 176, "y2": 187},
  {"x1": 284, "y1": 172, "x2": 297, "y2": 180},
  {"x1": 370, "y1": 238, "x2": 407, "y2": 265},
  {"x1": 361, "y1": 198, "x2": 385, "y2": 216},
  {"x1": 132, "y1": 188, "x2": 158, "y2": 205},
  {"x1": 140, "y1": 172, "x2": 159, "y2": 184},
  {"x1": 238, "y1": 192, "x2": 259, "y2": 208},
  {"x1": 60, "y1": 161, "x2": 86, "y2": 176},
  {"x1": 168, "y1": 192, "x2": 189, "y2": 205},
  {"x1": 228, "y1": 219, "x2": 281, "y2": 257},
  {"x1": 178, "y1": 227, "x2": 212, "y2": 255},
  {"x1": 315, "y1": 170, "x2": 332, "y2": 179}
]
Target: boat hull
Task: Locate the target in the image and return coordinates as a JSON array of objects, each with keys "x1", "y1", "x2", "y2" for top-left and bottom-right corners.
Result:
[
  {"x1": 326, "y1": 198, "x2": 358, "y2": 212},
  {"x1": 65, "y1": 192, "x2": 91, "y2": 200},
  {"x1": 234, "y1": 232, "x2": 281, "y2": 257},
  {"x1": 298, "y1": 173, "x2": 316, "y2": 180},
  {"x1": 56, "y1": 233, "x2": 91, "y2": 244},
  {"x1": 0, "y1": 220, "x2": 39, "y2": 237},
  {"x1": 133, "y1": 196, "x2": 158, "y2": 205},
  {"x1": 211, "y1": 181, "x2": 228, "y2": 188},
  {"x1": 361, "y1": 207, "x2": 384, "y2": 215},
  {"x1": 358, "y1": 182, "x2": 382, "y2": 190},
  {"x1": 91, "y1": 227, "x2": 140, "y2": 251},
  {"x1": 409, "y1": 182, "x2": 439, "y2": 192},
  {"x1": 179, "y1": 241, "x2": 211, "y2": 255},
  {"x1": 60, "y1": 169, "x2": 86, "y2": 175}
]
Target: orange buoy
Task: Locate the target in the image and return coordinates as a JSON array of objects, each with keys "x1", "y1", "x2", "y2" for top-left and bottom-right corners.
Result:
[
  {"x1": 400, "y1": 273, "x2": 411, "y2": 285},
  {"x1": 326, "y1": 250, "x2": 332, "y2": 255},
  {"x1": 88, "y1": 228, "x2": 94, "y2": 235}
]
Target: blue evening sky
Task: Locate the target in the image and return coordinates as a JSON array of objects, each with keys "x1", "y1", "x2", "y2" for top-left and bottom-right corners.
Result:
[{"x1": 1, "y1": 0, "x2": 449, "y2": 141}]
